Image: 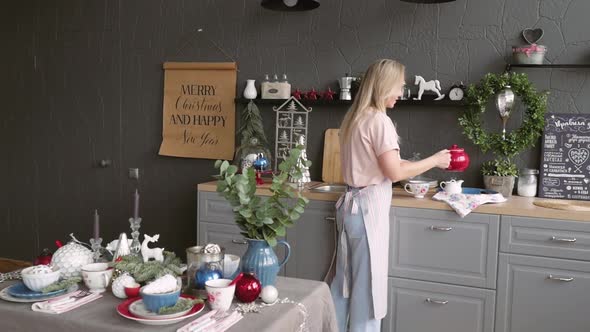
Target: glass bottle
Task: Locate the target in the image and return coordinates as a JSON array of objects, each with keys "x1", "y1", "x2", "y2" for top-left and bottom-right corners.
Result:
[{"x1": 517, "y1": 168, "x2": 539, "y2": 197}]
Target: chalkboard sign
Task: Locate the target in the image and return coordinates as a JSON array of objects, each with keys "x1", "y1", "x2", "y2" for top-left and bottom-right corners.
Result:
[{"x1": 539, "y1": 113, "x2": 590, "y2": 201}]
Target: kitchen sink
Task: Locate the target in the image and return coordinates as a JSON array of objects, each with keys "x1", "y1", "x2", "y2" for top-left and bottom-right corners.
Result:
[{"x1": 309, "y1": 183, "x2": 347, "y2": 193}]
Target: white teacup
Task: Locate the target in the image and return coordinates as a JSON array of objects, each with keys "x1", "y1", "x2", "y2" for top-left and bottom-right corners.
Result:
[
  {"x1": 81, "y1": 263, "x2": 113, "y2": 293},
  {"x1": 205, "y1": 279, "x2": 235, "y2": 312},
  {"x1": 404, "y1": 183, "x2": 430, "y2": 198}
]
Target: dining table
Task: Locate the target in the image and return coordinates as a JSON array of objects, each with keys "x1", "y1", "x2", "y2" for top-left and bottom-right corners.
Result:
[{"x1": 0, "y1": 276, "x2": 338, "y2": 332}]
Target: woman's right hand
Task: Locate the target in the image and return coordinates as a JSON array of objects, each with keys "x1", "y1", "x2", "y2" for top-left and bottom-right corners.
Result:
[{"x1": 432, "y1": 149, "x2": 451, "y2": 169}]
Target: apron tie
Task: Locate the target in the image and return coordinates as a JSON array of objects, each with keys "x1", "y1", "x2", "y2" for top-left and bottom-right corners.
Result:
[{"x1": 334, "y1": 188, "x2": 362, "y2": 298}]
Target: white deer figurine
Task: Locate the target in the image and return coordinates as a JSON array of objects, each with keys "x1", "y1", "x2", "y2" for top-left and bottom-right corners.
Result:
[
  {"x1": 413, "y1": 75, "x2": 445, "y2": 101},
  {"x1": 141, "y1": 234, "x2": 165, "y2": 262}
]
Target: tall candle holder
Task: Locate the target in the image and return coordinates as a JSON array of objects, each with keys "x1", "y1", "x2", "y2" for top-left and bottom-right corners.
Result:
[
  {"x1": 129, "y1": 217, "x2": 142, "y2": 256},
  {"x1": 89, "y1": 237, "x2": 103, "y2": 262}
]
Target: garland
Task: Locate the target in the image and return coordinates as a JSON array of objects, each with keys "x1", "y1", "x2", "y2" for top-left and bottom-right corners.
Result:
[
  {"x1": 113, "y1": 251, "x2": 183, "y2": 283},
  {"x1": 458, "y1": 72, "x2": 548, "y2": 160}
]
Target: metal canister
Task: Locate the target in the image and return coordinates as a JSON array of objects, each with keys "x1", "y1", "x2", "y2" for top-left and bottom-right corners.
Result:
[{"x1": 185, "y1": 245, "x2": 225, "y2": 299}]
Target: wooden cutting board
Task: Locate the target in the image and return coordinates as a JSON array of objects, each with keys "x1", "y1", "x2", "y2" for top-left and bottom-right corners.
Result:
[{"x1": 322, "y1": 129, "x2": 344, "y2": 184}]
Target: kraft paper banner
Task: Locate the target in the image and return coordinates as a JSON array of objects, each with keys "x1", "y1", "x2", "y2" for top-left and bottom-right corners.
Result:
[{"x1": 159, "y1": 62, "x2": 237, "y2": 159}]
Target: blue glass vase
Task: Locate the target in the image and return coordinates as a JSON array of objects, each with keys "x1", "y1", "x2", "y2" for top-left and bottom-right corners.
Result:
[{"x1": 240, "y1": 238, "x2": 291, "y2": 287}]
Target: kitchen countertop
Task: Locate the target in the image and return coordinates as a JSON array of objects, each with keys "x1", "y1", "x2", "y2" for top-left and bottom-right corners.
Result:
[{"x1": 197, "y1": 181, "x2": 590, "y2": 222}]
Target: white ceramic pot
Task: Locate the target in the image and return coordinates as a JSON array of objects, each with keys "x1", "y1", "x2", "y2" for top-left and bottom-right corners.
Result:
[{"x1": 440, "y1": 179, "x2": 464, "y2": 194}]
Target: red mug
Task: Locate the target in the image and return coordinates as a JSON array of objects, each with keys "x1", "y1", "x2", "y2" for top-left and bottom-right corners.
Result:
[{"x1": 446, "y1": 145, "x2": 470, "y2": 172}]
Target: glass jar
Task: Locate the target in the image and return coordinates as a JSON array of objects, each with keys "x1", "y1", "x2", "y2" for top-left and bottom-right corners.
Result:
[
  {"x1": 186, "y1": 246, "x2": 225, "y2": 299},
  {"x1": 517, "y1": 168, "x2": 539, "y2": 197}
]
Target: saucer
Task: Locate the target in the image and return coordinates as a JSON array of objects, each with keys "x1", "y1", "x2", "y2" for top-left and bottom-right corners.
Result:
[
  {"x1": 0, "y1": 284, "x2": 79, "y2": 303},
  {"x1": 117, "y1": 294, "x2": 204, "y2": 326},
  {"x1": 6, "y1": 282, "x2": 67, "y2": 299}
]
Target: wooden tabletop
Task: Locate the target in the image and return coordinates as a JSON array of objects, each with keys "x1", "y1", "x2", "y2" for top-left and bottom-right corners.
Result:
[{"x1": 198, "y1": 181, "x2": 590, "y2": 222}]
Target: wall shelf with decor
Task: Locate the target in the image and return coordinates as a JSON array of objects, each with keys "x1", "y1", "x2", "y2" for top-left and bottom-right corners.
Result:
[
  {"x1": 505, "y1": 63, "x2": 590, "y2": 71},
  {"x1": 235, "y1": 98, "x2": 466, "y2": 108}
]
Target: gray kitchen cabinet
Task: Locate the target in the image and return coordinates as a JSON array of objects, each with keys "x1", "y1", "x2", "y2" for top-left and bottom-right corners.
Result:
[
  {"x1": 284, "y1": 199, "x2": 337, "y2": 281},
  {"x1": 382, "y1": 277, "x2": 495, "y2": 332},
  {"x1": 390, "y1": 207, "x2": 499, "y2": 289},
  {"x1": 495, "y1": 253, "x2": 590, "y2": 332},
  {"x1": 500, "y1": 215, "x2": 590, "y2": 261}
]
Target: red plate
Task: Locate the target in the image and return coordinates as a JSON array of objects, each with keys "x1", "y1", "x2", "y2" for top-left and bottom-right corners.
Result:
[{"x1": 117, "y1": 294, "x2": 205, "y2": 326}]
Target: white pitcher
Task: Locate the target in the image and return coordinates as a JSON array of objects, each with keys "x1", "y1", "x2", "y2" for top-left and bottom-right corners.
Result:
[{"x1": 440, "y1": 179, "x2": 463, "y2": 194}]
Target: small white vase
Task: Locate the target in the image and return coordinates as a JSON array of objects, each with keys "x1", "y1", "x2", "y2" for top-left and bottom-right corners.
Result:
[{"x1": 243, "y1": 79, "x2": 257, "y2": 99}]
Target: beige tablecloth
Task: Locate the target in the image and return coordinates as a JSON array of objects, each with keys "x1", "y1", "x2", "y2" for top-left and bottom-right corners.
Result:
[{"x1": 0, "y1": 277, "x2": 337, "y2": 332}]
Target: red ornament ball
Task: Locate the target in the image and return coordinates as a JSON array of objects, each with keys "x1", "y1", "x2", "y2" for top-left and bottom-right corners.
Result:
[
  {"x1": 234, "y1": 273, "x2": 262, "y2": 303},
  {"x1": 34, "y1": 248, "x2": 53, "y2": 266}
]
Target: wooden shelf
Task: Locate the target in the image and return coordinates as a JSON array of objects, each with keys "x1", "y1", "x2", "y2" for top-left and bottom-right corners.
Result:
[
  {"x1": 235, "y1": 97, "x2": 465, "y2": 108},
  {"x1": 506, "y1": 64, "x2": 590, "y2": 71}
]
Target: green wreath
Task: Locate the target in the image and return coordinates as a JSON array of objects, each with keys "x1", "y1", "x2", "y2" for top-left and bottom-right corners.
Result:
[{"x1": 458, "y1": 72, "x2": 548, "y2": 163}]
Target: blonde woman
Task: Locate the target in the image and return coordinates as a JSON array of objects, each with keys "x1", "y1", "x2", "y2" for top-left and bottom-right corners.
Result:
[{"x1": 330, "y1": 59, "x2": 451, "y2": 331}]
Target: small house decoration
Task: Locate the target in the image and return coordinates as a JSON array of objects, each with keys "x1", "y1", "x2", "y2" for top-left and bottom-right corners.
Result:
[{"x1": 274, "y1": 97, "x2": 312, "y2": 171}]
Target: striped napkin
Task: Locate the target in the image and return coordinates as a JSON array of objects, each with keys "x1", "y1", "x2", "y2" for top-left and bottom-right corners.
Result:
[
  {"x1": 177, "y1": 309, "x2": 243, "y2": 332},
  {"x1": 31, "y1": 290, "x2": 102, "y2": 314}
]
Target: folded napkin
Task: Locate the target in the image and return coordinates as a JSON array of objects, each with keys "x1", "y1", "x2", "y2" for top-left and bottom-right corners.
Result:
[
  {"x1": 177, "y1": 309, "x2": 243, "y2": 332},
  {"x1": 432, "y1": 192, "x2": 507, "y2": 217},
  {"x1": 31, "y1": 290, "x2": 102, "y2": 314}
]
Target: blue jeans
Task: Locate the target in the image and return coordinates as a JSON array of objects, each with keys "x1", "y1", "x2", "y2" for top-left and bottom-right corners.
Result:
[{"x1": 330, "y1": 201, "x2": 381, "y2": 332}]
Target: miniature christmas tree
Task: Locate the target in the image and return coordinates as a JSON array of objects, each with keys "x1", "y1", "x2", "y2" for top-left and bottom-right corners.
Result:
[
  {"x1": 235, "y1": 101, "x2": 272, "y2": 170},
  {"x1": 280, "y1": 130, "x2": 289, "y2": 142},
  {"x1": 287, "y1": 100, "x2": 297, "y2": 112},
  {"x1": 294, "y1": 116, "x2": 304, "y2": 127}
]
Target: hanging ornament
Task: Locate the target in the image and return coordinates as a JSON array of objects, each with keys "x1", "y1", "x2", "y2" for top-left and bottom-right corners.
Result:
[
  {"x1": 235, "y1": 273, "x2": 262, "y2": 303},
  {"x1": 260, "y1": 285, "x2": 279, "y2": 304},
  {"x1": 111, "y1": 273, "x2": 136, "y2": 299},
  {"x1": 51, "y1": 234, "x2": 94, "y2": 279},
  {"x1": 495, "y1": 85, "x2": 515, "y2": 140},
  {"x1": 34, "y1": 248, "x2": 53, "y2": 266}
]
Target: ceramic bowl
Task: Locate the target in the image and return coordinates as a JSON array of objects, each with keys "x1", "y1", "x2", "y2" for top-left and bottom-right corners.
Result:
[
  {"x1": 21, "y1": 266, "x2": 61, "y2": 292},
  {"x1": 140, "y1": 287, "x2": 181, "y2": 313},
  {"x1": 124, "y1": 283, "x2": 141, "y2": 298}
]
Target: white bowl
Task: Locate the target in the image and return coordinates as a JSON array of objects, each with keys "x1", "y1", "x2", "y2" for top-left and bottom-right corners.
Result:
[
  {"x1": 21, "y1": 266, "x2": 61, "y2": 292},
  {"x1": 223, "y1": 254, "x2": 240, "y2": 279}
]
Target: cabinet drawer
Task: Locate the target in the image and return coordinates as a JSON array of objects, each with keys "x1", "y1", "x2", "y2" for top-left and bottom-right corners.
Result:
[
  {"x1": 390, "y1": 208, "x2": 499, "y2": 289},
  {"x1": 198, "y1": 191, "x2": 235, "y2": 225},
  {"x1": 500, "y1": 216, "x2": 590, "y2": 261},
  {"x1": 495, "y1": 253, "x2": 590, "y2": 332},
  {"x1": 382, "y1": 277, "x2": 495, "y2": 332}
]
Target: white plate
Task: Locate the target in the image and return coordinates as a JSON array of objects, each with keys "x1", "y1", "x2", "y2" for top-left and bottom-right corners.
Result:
[
  {"x1": 129, "y1": 299, "x2": 192, "y2": 320},
  {"x1": 0, "y1": 284, "x2": 79, "y2": 303},
  {"x1": 117, "y1": 296, "x2": 205, "y2": 326}
]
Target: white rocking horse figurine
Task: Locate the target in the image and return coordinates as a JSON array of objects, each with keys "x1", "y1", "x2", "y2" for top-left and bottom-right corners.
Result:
[
  {"x1": 413, "y1": 75, "x2": 445, "y2": 101},
  {"x1": 141, "y1": 234, "x2": 165, "y2": 262}
]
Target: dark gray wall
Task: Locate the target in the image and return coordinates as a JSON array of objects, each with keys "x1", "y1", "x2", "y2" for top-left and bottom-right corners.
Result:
[{"x1": 2, "y1": 0, "x2": 589, "y2": 261}]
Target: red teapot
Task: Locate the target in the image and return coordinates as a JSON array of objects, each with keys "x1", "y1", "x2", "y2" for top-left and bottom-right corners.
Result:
[{"x1": 446, "y1": 144, "x2": 470, "y2": 172}]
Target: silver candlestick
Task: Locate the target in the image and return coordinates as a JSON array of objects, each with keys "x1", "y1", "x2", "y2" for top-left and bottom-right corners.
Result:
[
  {"x1": 495, "y1": 85, "x2": 515, "y2": 140},
  {"x1": 129, "y1": 217, "x2": 142, "y2": 256},
  {"x1": 89, "y1": 237, "x2": 103, "y2": 262}
]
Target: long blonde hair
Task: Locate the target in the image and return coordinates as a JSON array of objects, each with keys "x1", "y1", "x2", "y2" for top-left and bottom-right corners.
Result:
[{"x1": 340, "y1": 59, "x2": 405, "y2": 145}]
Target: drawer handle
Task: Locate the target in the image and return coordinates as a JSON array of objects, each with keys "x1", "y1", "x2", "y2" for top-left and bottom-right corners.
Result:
[
  {"x1": 325, "y1": 216, "x2": 336, "y2": 222},
  {"x1": 429, "y1": 226, "x2": 453, "y2": 231},
  {"x1": 425, "y1": 298, "x2": 448, "y2": 305},
  {"x1": 232, "y1": 239, "x2": 248, "y2": 245},
  {"x1": 547, "y1": 275, "x2": 574, "y2": 282},
  {"x1": 550, "y1": 236, "x2": 577, "y2": 243}
]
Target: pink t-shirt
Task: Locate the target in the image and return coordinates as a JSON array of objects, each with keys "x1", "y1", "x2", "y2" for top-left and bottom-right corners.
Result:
[{"x1": 341, "y1": 111, "x2": 400, "y2": 187}]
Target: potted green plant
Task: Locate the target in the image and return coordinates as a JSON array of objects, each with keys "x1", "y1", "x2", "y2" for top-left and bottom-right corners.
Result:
[
  {"x1": 481, "y1": 159, "x2": 519, "y2": 196},
  {"x1": 214, "y1": 146, "x2": 311, "y2": 286},
  {"x1": 459, "y1": 72, "x2": 547, "y2": 197}
]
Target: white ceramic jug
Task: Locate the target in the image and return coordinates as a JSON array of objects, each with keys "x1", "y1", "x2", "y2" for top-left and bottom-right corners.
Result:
[{"x1": 440, "y1": 179, "x2": 463, "y2": 194}]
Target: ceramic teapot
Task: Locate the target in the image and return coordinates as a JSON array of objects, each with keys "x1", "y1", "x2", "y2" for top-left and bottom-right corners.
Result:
[
  {"x1": 440, "y1": 179, "x2": 464, "y2": 194},
  {"x1": 446, "y1": 144, "x2": 470, "y2": 172}
]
